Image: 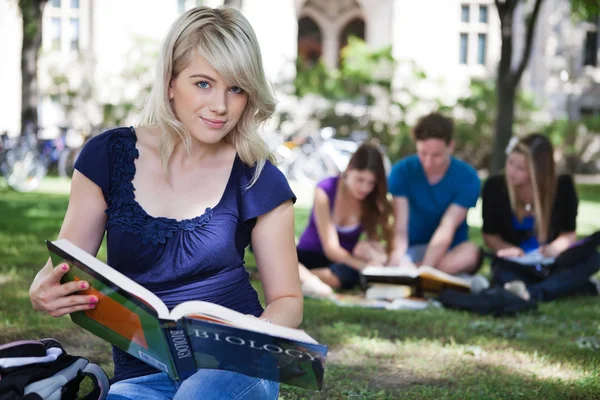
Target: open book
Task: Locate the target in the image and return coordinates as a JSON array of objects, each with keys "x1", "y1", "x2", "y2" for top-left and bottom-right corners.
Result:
[
  {"x1": 47, "y1": 239, "x2": 327, "y2": 391},
  {"x1": 365, "y1": 283, "x2": 413, "y2": 300},
  {"x1": 503, "y1": 249, "x2": 555, "y2": 266},
  {"x1": 361, "y1": 265, "x2": 471, "y2": 295}
]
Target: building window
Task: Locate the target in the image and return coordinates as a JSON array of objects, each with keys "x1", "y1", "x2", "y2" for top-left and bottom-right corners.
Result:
[
  {"x1": 478, "y1": 33, "x2": 486, "y2": 64},
  {"x1": 461, "y1": 4, "x2": 469, "y2": 22},
  {"x1": 339, "y1": 18, "x2": 365, "y2": 65},
  {"x1": 71, "y1": 0, "x2": 79, "y2": 8},
  {"x1": 51, "y1": 0, "x2": 61, "y2": 7},
  {"x1": 51, "y1": 17, "x2": 61, "y2": 50},
  {"x1": 580, "y1": 107, "x2": 597, "y2": 117},
  {"x1": 70, "y1": 18, "x2": 79, "y2": 50},
  {"x1": 460, "y1": 33, "x2": 468, "y2": 64},
  {"x1": 479, "y1": 5, "x2": 488, "y2": 23},
  {"x1": 584, "y1": 30, "x2": 598, "y2": 67},
  {"x1": 298, "y1": 16, "x2": 322, "y2": 67}
]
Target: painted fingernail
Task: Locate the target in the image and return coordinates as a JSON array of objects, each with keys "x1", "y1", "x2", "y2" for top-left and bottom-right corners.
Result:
[
  {"x1": 89, "y1": 297, "x2": 98, "y2": 303},
  {"x1": 80, "y1": 282, "x2": 88, "y2": 289},
  {"x1": 89, "y1": 303, "x2": 96, "y2": 308},
  {"x1": 62, "y1": 264, "x2": 68, "y2": 271}
]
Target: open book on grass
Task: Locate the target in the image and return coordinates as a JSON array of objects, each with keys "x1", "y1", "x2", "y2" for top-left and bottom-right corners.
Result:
[
  {"x1": 361, "y1": 265, "x2": 471, "y2": 295},
  {"x1": 46, "y1": 239, "x2": 327, "y2": 391}
]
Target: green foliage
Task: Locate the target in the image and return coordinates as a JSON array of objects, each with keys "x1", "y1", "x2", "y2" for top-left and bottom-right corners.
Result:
[
  {"x1": 571, "y1": 0, "x2": 600, "y2": 21},
  {"x1": 545, "y1": 116, "x2": 600, "y2": 173},
  {"x1": 44, "y1": 36, "x2": 157, "y2": 133},
  {"x1": 293, "y1": 41, "x2": 542, "y2": 168},
  {"x1": 291, "y1": 37, "x2": 429, "y2": 162},
  {"x1": 18, "y1": 0, "x2": 47, "y2": 41},
  {"x1": 440, "y1": 79, "x2": 541, "y2": 169}
]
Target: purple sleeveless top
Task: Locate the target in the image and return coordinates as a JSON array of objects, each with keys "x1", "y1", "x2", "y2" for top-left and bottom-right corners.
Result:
[
  {"x1": 296, "y1": 176, "x2": 362, "y2": 253},
  {"x1": 74, "y1": 127, "x2": 296, "y2": 382}
]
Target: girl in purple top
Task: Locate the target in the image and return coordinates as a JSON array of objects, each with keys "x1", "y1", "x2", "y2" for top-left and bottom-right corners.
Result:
[
  {"x1": 297, "y1": 142, "x2": 394, "y2": 296},
  {"x1": 29, "y1": 7, "x2": 301, "y2": 399}
]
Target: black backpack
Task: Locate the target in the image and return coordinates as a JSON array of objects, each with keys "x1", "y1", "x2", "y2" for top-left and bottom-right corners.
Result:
[{"x1": 0, "y1": 338, "x2": 109, "y2": 400}]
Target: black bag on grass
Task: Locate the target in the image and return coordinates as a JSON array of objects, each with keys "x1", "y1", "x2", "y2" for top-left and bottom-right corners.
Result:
[
  {"x1": 437, "y1": 287, "x2": 538, "y2": 317},
  {"x1": 0, "y1": 338, "x2": 109, "y2": 400}
]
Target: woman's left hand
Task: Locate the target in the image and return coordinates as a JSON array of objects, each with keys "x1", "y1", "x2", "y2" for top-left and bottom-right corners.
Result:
[{"x1": 539, "y1": 244, "x2": 560, "y2": 258}]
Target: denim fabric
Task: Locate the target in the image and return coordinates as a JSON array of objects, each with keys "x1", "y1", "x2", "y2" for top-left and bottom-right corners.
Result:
[
  {"x1": 493, "y1": 251, "x2": 600, "y2": 302},
  {"x1": 107, "y1": 370, "x2": 279, "y2": 400}
]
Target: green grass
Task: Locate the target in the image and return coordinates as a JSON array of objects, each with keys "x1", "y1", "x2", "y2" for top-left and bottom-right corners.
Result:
[{"x1": 1, "y1": 178, "x2": 600, "y2": 399}]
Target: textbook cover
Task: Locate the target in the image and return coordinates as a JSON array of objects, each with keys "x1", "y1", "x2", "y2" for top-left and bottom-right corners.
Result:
[{"x1": 47, "y1": 239, "x2": 327, "y2": 390}]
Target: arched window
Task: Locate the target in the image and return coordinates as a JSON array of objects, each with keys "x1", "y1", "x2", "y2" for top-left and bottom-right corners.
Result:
[
  {"x1": 297, "y1": 17, "x2": 322, "y2": 67},
  {"x1": 338, "y1": 18, "x2": 365, "y2": 63}
]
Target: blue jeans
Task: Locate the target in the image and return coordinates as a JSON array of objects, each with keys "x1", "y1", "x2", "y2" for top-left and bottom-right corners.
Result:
[
  {"x1": 107, "y1": 370, "x2": 279, "y2": 400},
  {"x1": 493, "y1": 251, "x2": 600, "y2": 302}
]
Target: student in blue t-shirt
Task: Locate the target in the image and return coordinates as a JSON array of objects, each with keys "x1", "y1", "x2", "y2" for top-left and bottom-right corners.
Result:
[
  {"x1": 29, "y1": 7, "x2": 299, "y2": 399},
  {"x1": 387, "y1": 112, "x2": 482, "y2": 275}
]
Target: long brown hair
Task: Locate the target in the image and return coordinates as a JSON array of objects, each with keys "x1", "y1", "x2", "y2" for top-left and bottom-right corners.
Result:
[
  {"x1": 341, "y1": 142, "x2": 394, "y2": 253},
  {"x1": 506, "y1": 133, "x2": 556, "y2": 243}
]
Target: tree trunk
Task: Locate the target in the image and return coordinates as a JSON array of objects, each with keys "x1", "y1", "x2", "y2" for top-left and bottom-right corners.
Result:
[
  {"x1": 491, "y1": 81, "x2": 516, "y2": 173},
  {"x1": 19, "y1": 0, "x2": 47, "y2": 135},
  {"x1": 223, "y1": 0, "x2": 242, "y2": 10},
  {"x1": 490, "y1": 0, "x2": 544, "y2": 175}
]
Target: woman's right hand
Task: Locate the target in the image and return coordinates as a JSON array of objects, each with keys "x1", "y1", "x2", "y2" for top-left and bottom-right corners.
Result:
[
  {"x1": 496, "y1": 247, "x2": 525, "y2": 258},
  {"x1": 29, "y1": 262, "x2": 97, "y2": 318}
]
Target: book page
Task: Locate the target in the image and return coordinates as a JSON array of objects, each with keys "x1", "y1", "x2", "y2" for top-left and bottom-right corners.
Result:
[
  {"x1": 416, "y1": 266, "x2": 470, "y2": 288},
  {"x1": 362, "y1": 265, "x2": 419, "y2": 278},
  {"x1": 504, "y1": 249, "x2": 555, "y2": 266},
  {"x1": 170, "y1": 301, "x2": 318, "y2": 344}
]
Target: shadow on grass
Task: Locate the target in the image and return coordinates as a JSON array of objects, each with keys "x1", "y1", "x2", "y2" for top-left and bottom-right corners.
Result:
[
  {"x1": 1, "y1": 186, "x2": 599, "y2": 399},
  {"x1": 281, "y1": 358, "x2": 599, "y2": 399},
  {"x1": 0, "y1": 189, "x2": 68, "y2": 273}
]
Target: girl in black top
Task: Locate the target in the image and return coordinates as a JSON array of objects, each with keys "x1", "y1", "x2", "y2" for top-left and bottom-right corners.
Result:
[{"x1": 481, "y1": 133, "x2": 599, "y2": 302}]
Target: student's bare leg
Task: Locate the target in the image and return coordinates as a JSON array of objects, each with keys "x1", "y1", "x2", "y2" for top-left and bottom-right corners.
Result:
[
  {"x1": 311, "y1": 268, "x2": 342, "y2": 289},
  {"x1": 437, "y1": 241, "x2": 482, "y2": 275},
  {"x1": 299, "y1": 263, "x2": 334, "y2": 295}
]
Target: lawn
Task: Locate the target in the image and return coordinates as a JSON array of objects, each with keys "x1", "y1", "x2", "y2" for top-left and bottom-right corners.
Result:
[{"x1": 1, "y1": 178, "x2": 599, "y2": 399}]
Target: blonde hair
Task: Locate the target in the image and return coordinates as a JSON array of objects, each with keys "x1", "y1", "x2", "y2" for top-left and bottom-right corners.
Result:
[
  {"x1": 506, "y1": 134, "x2": 556, "y2": 244},
  {"x1": 139, "y1": 6, "x2": 276, "y2": 185}
]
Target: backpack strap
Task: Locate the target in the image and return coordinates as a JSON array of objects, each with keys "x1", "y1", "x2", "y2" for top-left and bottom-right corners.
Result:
[{"x1": 79, "y1": 363, "x2": 110, "y2": 400}]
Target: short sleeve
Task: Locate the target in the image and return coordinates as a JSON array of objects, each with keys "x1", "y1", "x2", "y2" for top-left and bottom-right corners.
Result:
[
  {"x1": 453, "y1": 165, "x2": 480, "y2": 209},
  {"x1": 240, "y1": 160, "x2": 296, "y2": 228},
  {"x1": 481, "y1": 176, "x2": 501, "y2": 234},
  {"x1": 558, "y1": 175, "x2": 578, "y2": 232},
  {"x1": 74, "y1": 131, "x2": 112, "y2": 203},
  {"x1": 388, "y1": 160, "x2": 408, "y2": 197}
]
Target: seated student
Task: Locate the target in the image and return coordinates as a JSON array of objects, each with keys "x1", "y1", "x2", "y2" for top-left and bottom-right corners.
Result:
[
  {"x1": 482, "y1": 133, "x2": 599, "y2": 302},
  {"x1": 387, "y1": 112, "x2": 482, "y2": 274},
  {"x1": 296, "y1": 142, "x2": 393, "y2": 296}
]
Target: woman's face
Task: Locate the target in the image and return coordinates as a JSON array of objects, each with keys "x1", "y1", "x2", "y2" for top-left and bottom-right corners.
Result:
[
  {"x1": 169, "y1": 54, "x2": 249, "y2": 145},
  {"x1": 344, "y1": 169, "x2": 377, "y2": 201},
  {"x1": 505, "y1": 151, "x2": 530, "y2": 187}
]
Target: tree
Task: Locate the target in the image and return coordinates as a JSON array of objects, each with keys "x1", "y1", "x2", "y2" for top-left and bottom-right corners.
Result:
[
  {"x1": 18, "y1": 0, "x2": 48, "y2": 135},
  {"x1": 491, "y1": 0, "x2": 544, "y2": 174},
  {"x1": 491, "y1": 0, "x2": 600, "y2": 174},
  {"x1": 223, "y1": 0, "x2": 242, "y2": 9}
]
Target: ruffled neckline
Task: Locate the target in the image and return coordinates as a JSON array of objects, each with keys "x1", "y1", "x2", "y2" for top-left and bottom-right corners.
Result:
[{"x1": 105, "y1": 127, "x2": 236, "y2": 245}]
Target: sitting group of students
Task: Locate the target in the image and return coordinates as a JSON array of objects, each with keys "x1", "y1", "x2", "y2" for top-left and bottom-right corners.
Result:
[{"x1": 297, "y1": 112, "x2": 600, "y2": 304}]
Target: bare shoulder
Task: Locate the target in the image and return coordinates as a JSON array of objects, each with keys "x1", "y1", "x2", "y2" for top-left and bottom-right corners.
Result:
[{"x1": 133, "y1": 126, "x2": 161, "y2": 154}]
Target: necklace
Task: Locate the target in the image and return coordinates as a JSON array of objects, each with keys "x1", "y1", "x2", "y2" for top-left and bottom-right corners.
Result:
[{"x1": 524, "y1": 203, "x2": 532, "y2": 212}]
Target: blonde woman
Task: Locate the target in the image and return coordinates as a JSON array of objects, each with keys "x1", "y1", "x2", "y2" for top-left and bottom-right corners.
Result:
[
  {"x1": 29, "y1": 6, "x2": 301, "y2": 399},
  {"x1": 482, "y1": 133, "x2": 599, "y2": 302}
]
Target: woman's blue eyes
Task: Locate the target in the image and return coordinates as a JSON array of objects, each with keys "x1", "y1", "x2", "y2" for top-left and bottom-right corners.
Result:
[{"x1": 196, "y1": 81, "x2": 244, "y2": 94}]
